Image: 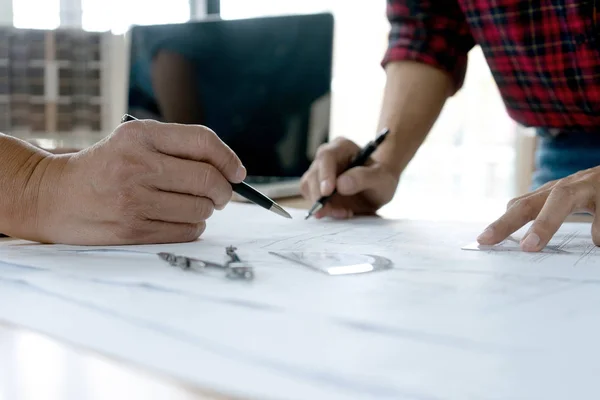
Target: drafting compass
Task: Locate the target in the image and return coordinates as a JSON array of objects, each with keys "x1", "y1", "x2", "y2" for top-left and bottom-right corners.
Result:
[{"x1": 158, "y1": 246, "x2": 254, "y2": 280}]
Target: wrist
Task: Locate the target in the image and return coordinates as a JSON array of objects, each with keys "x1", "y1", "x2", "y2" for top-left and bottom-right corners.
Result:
[
  {"x1": 371, "y1": 129, "x2": 412, "y2": 179},
  {"x1": 9, "y1": 153, "x2": 70, "y2": 242}
]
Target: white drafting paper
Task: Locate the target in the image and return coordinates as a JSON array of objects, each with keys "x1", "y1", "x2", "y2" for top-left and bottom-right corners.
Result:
[
  {"x1": 462, "y1": 228, "x2": 597, "y2": 256},
  {"x1": 2, "y1": 203, "x2": 600, "y2": 400},
  {"x1": 463, "y1": 235, "x2": 571, "y2": 254}
]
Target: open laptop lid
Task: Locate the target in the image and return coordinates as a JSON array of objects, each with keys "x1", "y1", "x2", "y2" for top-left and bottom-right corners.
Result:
[{"x1": 126, "y1": 13, "x2": 333, "y2": 178}]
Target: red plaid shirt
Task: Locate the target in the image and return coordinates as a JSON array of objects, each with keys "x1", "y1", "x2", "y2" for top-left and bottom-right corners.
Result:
[{"x1": 383, "y1": 0, "x2": 600, "y2": 132}]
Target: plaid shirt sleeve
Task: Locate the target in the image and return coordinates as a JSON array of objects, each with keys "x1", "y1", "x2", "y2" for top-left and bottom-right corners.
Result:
[{"x1": 382, "y1": 0, "x2": 476, "y2": 92}]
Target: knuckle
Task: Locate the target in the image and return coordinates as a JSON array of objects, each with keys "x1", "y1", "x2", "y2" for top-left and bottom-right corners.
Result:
[
  {"x1": 196, "y1": 126, "x2": 216, "y2": 151},
  {"x1": 196, "y1": 197, "x2": 214, "y2": 220},
  {"x1": 332, "y1": 136, "x2": 350, "y2": 146},
  {"x1": 315, "y1": 144, "x2": 333, "y2": 160},
  {"x1": 194, "y1": 197, "x2": 214, "y2": 221},
  {"x1": 196, "y1": 222, "x2": 207, "y2": 237},
  {"x1": 335, "y1": 137, "x2": 358, "y2": 151},
  {"x1": 551, "y1": 184, "x2": 577, "y2": 201},
  {"x1": 300, "y1": 175, "x2": 310, "y2": 194},
  {"x1": 111, "y1": 154, "x2": 149, "y2": 185},
  {"x1": 573, "y1": 168, "x2": 595, "y2": 180},
  {"x1": 512, "y1": 198, "x2": 536, "y2": 218},
  {"x1": 182, "y1": 222, "x2": 206, "y2": 241},
  {"x1": 220, "y1": 183, "x2": 233, "y2": 205},
  {"x1": 301, "y1": 169, "x2": 315, "y2": 184},
  {"x1": 225, "y1": 151, "x2": 239, "y2": 173},
  {"x1": 199, "y1": 164, "x2": 219, "y2": 190},
  {"x1": 198, "y1": 164, "x2": 230, "y2": 206},
  {"x1": 506, "y1": 197, "x2": 519, "y2": 210},
  {"x1": 111, "y1": 122, "x2": 137, "y2": 142},
  {"x1": 112, "y1": 119, "x2": 152, "y2": 145}
]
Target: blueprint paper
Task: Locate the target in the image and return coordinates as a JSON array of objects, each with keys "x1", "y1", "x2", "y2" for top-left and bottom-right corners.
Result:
[{"x1": 1, "y1": 203, "x2": 600, "y2": 399}]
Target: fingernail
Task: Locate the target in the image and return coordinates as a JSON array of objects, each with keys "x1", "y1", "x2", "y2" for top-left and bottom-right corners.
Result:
[
  {"x1": 477, "y1": 228, "x2": 494, "y2": 242},
  {"x1": 338, "y1": 176, "x2": 354, "y2": 192},
  {"x1": 320, "y1": 180, "x2": 332, "y2": 195},
  {"x1": 236, "y1": 165, "x2": 247, "y2": 181},
  {"x1": 521, "y1": 233, "x2": 540, "y2": 250}
]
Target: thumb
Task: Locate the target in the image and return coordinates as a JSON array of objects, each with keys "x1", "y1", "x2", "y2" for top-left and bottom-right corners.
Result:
[{"x1": 336, "y1": 166, "x2": 383, "y2": 196}]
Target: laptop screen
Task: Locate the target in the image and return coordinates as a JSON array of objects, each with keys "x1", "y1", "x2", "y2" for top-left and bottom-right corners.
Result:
[{"x1": 126, "y1": 13, "x2": 333, "y2": 178}]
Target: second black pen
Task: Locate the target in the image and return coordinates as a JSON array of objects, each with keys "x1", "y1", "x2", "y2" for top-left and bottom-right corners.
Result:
[{"x1": 305, "y1": 128, "x2": 391, "y2": 219}]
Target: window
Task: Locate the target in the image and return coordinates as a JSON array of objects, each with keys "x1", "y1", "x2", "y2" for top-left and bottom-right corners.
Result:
[
  {"x1": 82, "y1": 0, "x2": 190, "y2": 33},
  {"x1": 10, "y1": 0, "x2": 190, "y2": 33},
  {"x1": 12, "y1": 0, "x2": 60, "y2": 29}
]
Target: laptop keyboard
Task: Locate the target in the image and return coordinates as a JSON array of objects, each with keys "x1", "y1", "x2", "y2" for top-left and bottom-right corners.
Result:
[{"x1": 244, "y1": 176, "x2": 299, "y2": 184}]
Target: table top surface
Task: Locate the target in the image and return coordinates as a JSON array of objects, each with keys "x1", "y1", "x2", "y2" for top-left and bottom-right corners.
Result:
[
  {"x1": 0, "y1": 321, "x2": 233, "y2": 400},
  {"x1": 1, "y1": 197, "x2": 594, "y2": 400},
  {"x1": 0, "y1": 197, "x2": 308, "y2": 400},
  {"x1": 0, "y1": 233, "x2": 236, "y2": 400}
]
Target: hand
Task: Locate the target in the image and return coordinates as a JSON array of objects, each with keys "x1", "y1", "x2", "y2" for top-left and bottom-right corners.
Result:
[
  {"x1": 38, "y1": 119, "x2": 246, "y2": 245},
  {"x1": 300, "y1": 137, "x2": 399, "y2": 219},
  {"x1": 477, "y1": 167, "x2": 599, "y2": 252}
]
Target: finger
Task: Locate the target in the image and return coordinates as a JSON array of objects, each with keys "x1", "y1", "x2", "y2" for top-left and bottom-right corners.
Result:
[
  {"x1": 315, "y1": 138, "x2": 361, "y2": 196},
  {"x1": 314, "y1": 203, "x2": 332, "y2": 219},
  {"x1": 336, "y1": 165, "x2": 389, "y2": 196},
  {"x1": 128, "y1": 119, "x2": 246, "y2": 183},
  {"x1": 477, "y1": 192, "x2": 549, "y2": 245},
  {"x1": 506, "y1": 179, "x2": 558, "y2": 209},
  {"x1": 316, "y1": 158, "x2": 337, "y2": 196},
  {"x1": 521, "y1": 182, "x2": 595, "y2": 252},
  {"x1": 592, "y1": 198, "x2": 600, "y2": 246},
  {"x1": 114, "y1": 220, "x2": 206, "y2": 245},
  {"x1": 302, "y1": 167, "x2": 323, "y2": 203},
  {"x1": 142, "y1": 191, "x2": 215, "y2": 224},
  {"x1": 314, "y1": 202, "x2": 341, "y2": 219},
  {"x1": 313, "y1": 198, "x2": 357, "y2": 219},
  {"x1": 300, "y1": 170, "x2": 311, "y2": 199},
  {"x1": 149, "y1": 155, "x2": 232, "y2": 209},
  {"x1": 331, "y1": 208, "x2": 353, "y2": 219}
]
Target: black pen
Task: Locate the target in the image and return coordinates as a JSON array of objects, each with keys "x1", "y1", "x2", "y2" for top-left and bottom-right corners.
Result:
[
  {"x1": 305, "y1": 127, "x2": 391, "y2": 220},
  {"x1": 121, "y1": 114, "x2": 292, "y2": 219}
]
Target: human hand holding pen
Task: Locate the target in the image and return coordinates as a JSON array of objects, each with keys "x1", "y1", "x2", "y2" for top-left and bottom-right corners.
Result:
[
  {"x1": 300, "y1": 133, "x2": 399, "y2": 219},
  {"x1": 31, "y1": 119, "x2": 246, "y2": 245},
  {"x1": 121, "y1": 114, "x2": 291, "y2": 219}
]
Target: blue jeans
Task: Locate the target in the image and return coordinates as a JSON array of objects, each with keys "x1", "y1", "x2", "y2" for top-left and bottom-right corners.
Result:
[{"x1": 532, "y1": 128, "x2": 600, "y2": 190}]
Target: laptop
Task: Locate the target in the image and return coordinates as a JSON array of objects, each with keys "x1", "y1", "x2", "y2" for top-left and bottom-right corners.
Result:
[{"x1": 126, "y1": 13, "x2": 334, "y2": 199}]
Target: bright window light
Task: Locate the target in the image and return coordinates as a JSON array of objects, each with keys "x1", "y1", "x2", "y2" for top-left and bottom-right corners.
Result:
[
  {"x1": 220, "y1": 0, "x2": 333, "y2": 19},
  {"x1": 81, "y1": 0, "x2": 190, "y2": 33},
  {"x1": 13, "y1": 0, "x2": 60, "y2": 29}
]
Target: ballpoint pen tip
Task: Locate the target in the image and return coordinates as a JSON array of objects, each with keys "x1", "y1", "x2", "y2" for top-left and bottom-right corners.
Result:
[
  {"x1": 305, "y1": 202, "x2": 322, "y2": 220},
  {"x1": 270, "y1": 203, "x2": 293, "y2": 219}
]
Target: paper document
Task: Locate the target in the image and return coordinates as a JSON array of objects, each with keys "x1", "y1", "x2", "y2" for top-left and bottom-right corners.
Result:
[
  {"x1": 463, "y1": 228, "x2": 599, "y2": 259},
  {"x1": 1, "y1": 203, "x2": 600, "y2": 400}
]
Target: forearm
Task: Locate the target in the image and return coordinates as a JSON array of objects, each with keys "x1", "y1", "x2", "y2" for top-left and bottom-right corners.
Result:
[
  {"x1": 0, "y1": 134, "x2": 57, "y2": 240},
  {"x1": 374, "y1": 61, "x2": 454, "y2": 177}
]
